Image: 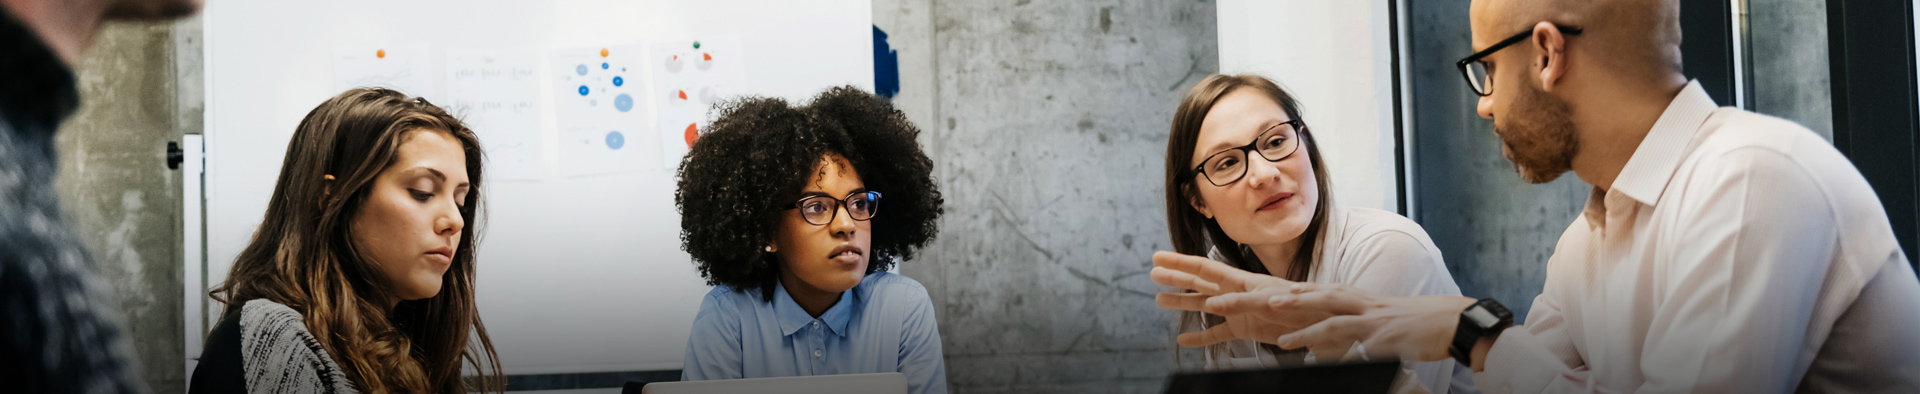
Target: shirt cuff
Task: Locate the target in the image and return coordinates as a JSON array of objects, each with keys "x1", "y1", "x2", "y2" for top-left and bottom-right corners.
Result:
[{"x1": 1474, "y1": 326, "x2": 1553, "y2": 394}]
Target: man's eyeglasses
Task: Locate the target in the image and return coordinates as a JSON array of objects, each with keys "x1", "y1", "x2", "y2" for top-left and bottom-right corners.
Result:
[
  {"x1": 1189, "y1": 120, "x2": 1304, "y2": 187},
  {"x1": 1457, "y1": 25, "x2": 1583, "y2": 96},
  {"x1": 791, "y1": 190, "x2": 881, "y2": 226}
]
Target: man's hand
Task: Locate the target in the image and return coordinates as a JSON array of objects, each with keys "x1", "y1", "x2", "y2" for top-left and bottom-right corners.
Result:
[{"x1": 1271, "y1": 282, "x2": 1478, "y2": 363}]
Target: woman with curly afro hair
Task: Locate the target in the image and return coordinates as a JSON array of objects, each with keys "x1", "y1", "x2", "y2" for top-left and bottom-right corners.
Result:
[{"x1": 675, "y1": 86, "x2": 947, "y2": 394}]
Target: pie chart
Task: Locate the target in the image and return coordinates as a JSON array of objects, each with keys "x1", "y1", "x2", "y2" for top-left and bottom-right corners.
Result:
[{"x1": 683, "y1": 123, "x2": 699, "y2": 147}]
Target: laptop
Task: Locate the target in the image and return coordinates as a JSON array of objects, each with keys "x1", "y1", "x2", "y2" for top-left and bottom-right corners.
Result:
[
  {"x1": 630, "y1": 372, "x2": 908, "y2": 394},
  {"x1": 1162, "y1": 360, "x2": 1401, "y2": 394}
]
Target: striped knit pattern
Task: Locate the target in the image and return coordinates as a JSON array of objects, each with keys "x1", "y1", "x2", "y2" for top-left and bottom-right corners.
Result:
[{"x1": 239, "y1": 299, "x2": 359, "y2": 394}]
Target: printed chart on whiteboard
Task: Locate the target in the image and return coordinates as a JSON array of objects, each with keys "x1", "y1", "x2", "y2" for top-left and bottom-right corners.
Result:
[
  {"x1": 445, "y1": 48, "x2": 545, "y2": 180},
  {"x1": 333, "y1": 45, "x2": 433, "y2": 98},
  {"x1": 552, "y1": 45, "x2": 659, "y2": 176},
  {"x1": 653, "y1": 37, "x2": 747, "y2": 169}
]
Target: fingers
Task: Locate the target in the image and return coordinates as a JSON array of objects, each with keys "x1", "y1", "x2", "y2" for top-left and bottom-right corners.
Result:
[
  {"x1": 1269, "y1": 285, "x2": 1374, "y2": 316},
  {"x1": 1175, "y1": 323, "x2": 1239, "y2": 347},
  {"x1": 1151, "y1": 267, "x2": 1224, "y2": 295},
  {"x1": 1155, "y1": 292, "x2": 1210, "y2": 312},
  {"x1": 1202, "y1": 290, "x2": 1285, "y2": 316},
  {"x1": 1276, "y1": 315, "x2": 1368, "y2": 352},
  {"x1": 1152, "y1": 251, "x2": 1251, "y2": 291}
]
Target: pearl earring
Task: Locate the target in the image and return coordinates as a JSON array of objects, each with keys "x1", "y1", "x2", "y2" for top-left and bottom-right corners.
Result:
[{"x1": 765, "y1": 246, "x2": 774, "y2": 253}]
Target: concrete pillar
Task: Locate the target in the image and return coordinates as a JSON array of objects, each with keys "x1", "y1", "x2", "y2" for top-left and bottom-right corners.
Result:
[
  {"x1": 54, "y1": 17, "x2": 201, "y2": 393},
  {"x1": 876, "y1": 0, "x2": 1217, "y2": 391}
]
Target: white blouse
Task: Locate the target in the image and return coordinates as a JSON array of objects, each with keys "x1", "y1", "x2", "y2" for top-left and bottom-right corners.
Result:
[{"x1": 1198, "y1": 205, "x2": 1479, "y2": 394}]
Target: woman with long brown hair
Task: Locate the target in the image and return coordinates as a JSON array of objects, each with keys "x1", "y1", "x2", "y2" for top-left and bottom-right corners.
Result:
[
  {"x1": 189, "y1": 88, "x2": 504, "y2": 393},
  {"x1": 1162, "y1": 74, "x2": 1476, "y2": 393}
]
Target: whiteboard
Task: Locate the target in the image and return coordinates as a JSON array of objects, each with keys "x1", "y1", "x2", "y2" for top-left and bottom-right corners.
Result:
[{"x1": 202, "y1": 0, "x2": 874, "y2": 374}]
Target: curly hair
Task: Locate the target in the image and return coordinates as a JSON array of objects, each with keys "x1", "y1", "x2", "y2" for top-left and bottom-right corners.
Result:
[{"x1": 675, "y1": 86, "x2": 944, "y2": 302}]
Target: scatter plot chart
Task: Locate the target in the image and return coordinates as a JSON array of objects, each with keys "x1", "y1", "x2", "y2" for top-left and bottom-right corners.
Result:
[
  {"x1": 552, "y1": 44, "x2": 658, "y2": 176},
  {"x1": 445, "y1": 48, "x2": 544, "y2": 180},
  {"x1": 333, "y1": 44, "x2": 433, "y2": 97},
  {"x1": 652, "y1": 37, "x2": 746, "y2": 169}
]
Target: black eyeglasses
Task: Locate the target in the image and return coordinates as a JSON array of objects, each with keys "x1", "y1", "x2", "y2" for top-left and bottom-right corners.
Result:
[
  {"x1": 790, "y1": 190, "x2": 881, "y2": 226},
  {"x1": 1189, "y1": 120, "x2": 1303, "y2": 187},
  {"x1": 1457, "y1": 25, "x2": 1583, "y2": 96}
]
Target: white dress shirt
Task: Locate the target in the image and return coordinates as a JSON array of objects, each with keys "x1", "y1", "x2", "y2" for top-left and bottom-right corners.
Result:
[
  {"x1": 1203, "y1": 206, "x2": 1481, "y2": 394},
  {"x1": 1475, "y1": 81, "x2": 1920, "y2": 393}
]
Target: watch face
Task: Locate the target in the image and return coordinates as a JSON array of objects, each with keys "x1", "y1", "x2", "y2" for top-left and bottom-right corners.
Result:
[{"x1": 1465, "y1": 306, "x2": 1501, "y2": 327}]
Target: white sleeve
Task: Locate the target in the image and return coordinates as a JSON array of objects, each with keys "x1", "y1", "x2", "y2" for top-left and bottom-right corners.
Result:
[{"x1": 1340, "y1": 229, "x2": 1467, "y2": 394}]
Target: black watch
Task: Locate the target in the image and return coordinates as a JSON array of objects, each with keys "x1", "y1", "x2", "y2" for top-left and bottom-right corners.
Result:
[{"x1": 1450, "y1": 298, "x2": 1513, "y2": 367}]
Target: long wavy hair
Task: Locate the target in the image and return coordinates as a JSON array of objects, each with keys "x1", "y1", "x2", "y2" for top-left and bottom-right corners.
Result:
[
  {"x1": 210, "y1": 88, "x2": 504, "y2": 393},
  {"x1": 1164, "y1": 74, "x2": 1334, "y2": 363}
]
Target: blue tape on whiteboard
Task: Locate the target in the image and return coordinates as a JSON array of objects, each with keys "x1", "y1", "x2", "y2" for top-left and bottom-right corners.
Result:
[{"x1": 873, "y1": 25, "x2": 900, "y2": 98}]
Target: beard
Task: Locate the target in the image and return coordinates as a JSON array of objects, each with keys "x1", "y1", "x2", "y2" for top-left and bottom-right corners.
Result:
[{"x1": 1490, "y1": 79, "x2": 1579, "y2": 184}]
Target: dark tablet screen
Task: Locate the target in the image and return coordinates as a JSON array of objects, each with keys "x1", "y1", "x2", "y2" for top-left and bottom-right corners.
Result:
[{"x1": 1162, "y1": 360, "x2": 1401, "y2": 394}]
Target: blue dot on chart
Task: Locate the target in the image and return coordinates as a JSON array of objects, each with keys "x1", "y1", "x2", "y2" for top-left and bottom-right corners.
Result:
[
  {"x1": 614, "y1": 93, "x2": 634, "y2": 112},
  {"x1": 578, "y1": 85, "x2": 589, "y2": 96},
  {"x1": 606, "y1": 131, "x2": 625, "y2": 150},
  {"x1": 612, "y1": 76, "x2": 624, "y2": 87},
  {"x1": 575, "y1": 64, "x2": 588, "y2": 76},
  {"x1": 601, "y1": 62, "x2": 609, "y2": 70}
]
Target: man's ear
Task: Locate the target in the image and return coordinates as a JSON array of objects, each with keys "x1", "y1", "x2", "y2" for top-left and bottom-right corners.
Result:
[
  {"x1": 322, "y1": 174, "x2": 336, "y2": 196},
  {"x1": 1533, "y1": 21, "x2": 1568, "y2": 92}
]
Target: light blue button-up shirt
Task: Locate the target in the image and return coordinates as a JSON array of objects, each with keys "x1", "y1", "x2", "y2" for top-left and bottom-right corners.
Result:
[{"x1": 681, "y1": 271, "x2": 948, "y2": 394}]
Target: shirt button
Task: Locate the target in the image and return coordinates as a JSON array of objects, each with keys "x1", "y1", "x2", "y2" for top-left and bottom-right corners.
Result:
[
  {"x1": 812, "y1": 322, "x2": 819, "y2": 329},
  {"x1": 814, "y1": 350, "x2": 823, "y2": 357}
]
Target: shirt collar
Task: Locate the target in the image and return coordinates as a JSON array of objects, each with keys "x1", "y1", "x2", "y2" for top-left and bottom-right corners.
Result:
[
  {"x1": 0, "y1": 5, "x2": 81, "y2": 131},
  {"x1": 1607, "y1": 80, "x2": 1718, "y2": 206},
  {"x1": 773, "y1": 281, "x2": 856, "y2": 338}
]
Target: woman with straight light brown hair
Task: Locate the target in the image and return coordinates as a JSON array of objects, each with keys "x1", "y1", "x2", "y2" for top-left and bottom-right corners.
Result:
[
  {"x1": 1160, "y1": 74, "x2": 1477, "y2": 394},
  {"x1": 189, "y1": 88, "x2": 503, "y2": 394}
]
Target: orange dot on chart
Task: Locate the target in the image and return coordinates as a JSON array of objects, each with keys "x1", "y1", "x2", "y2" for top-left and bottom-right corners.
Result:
[
  {"x1": 677, "y1": 90, "x2": 687, "y2": 100},
  {"x1": 684, "y1": 123, "x2": 699, "y2": 146},
  {"x1": 703, "y1": 52, "x2": 712, "y2": 61},
  {"x1": 600, "y1": 48, "x2": 609, "y2": 57},
  {"x1": 376, "y1": 49, "x2": 386, "y2": 59}
]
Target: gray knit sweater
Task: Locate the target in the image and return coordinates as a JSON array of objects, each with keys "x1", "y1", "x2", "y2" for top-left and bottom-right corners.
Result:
[{"x1": 237, "y1": 299, "x2": 360, "y2": 394}]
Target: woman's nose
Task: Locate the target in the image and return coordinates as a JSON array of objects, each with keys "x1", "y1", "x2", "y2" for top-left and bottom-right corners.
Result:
[
  {"x1": 827, "y1": 204, "x2": 857, "y2": 236},
  {"x1": 437, "y1": 202, "x2": 464, "y2": 237},
  {"x1": 1243, "y1": 155, "x2": 1282, "y2": 189}
]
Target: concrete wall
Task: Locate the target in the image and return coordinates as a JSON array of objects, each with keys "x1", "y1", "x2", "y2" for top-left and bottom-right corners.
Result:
[
  {"x1": 1747, "y1": 0, "x2": 1833, "y2": 140},
  {"x1": 875, "y1": 0, "x2": 1217, "y2": 392},
  {"x1": 54, "y1": 18, "x2": 201, "y2": 393}
]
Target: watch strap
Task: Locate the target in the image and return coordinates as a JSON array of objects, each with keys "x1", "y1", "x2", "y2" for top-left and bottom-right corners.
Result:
[{"x1": 1450, "y1": 298, "x2": 1513, "y2": 366}]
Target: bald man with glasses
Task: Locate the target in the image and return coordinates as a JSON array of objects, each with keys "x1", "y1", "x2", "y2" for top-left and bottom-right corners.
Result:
[{"x1": 1151, "y1": 0, "x2": 1920, "y2": 392}]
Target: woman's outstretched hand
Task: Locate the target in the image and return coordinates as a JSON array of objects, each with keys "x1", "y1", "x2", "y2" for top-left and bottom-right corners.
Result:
[
  {"x1": 1150, "y1": 251, "x2": 1330, "y2": 347},
  {"x1": 1150, "y1": 250, "x2": 1476, "y2": 363}
]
